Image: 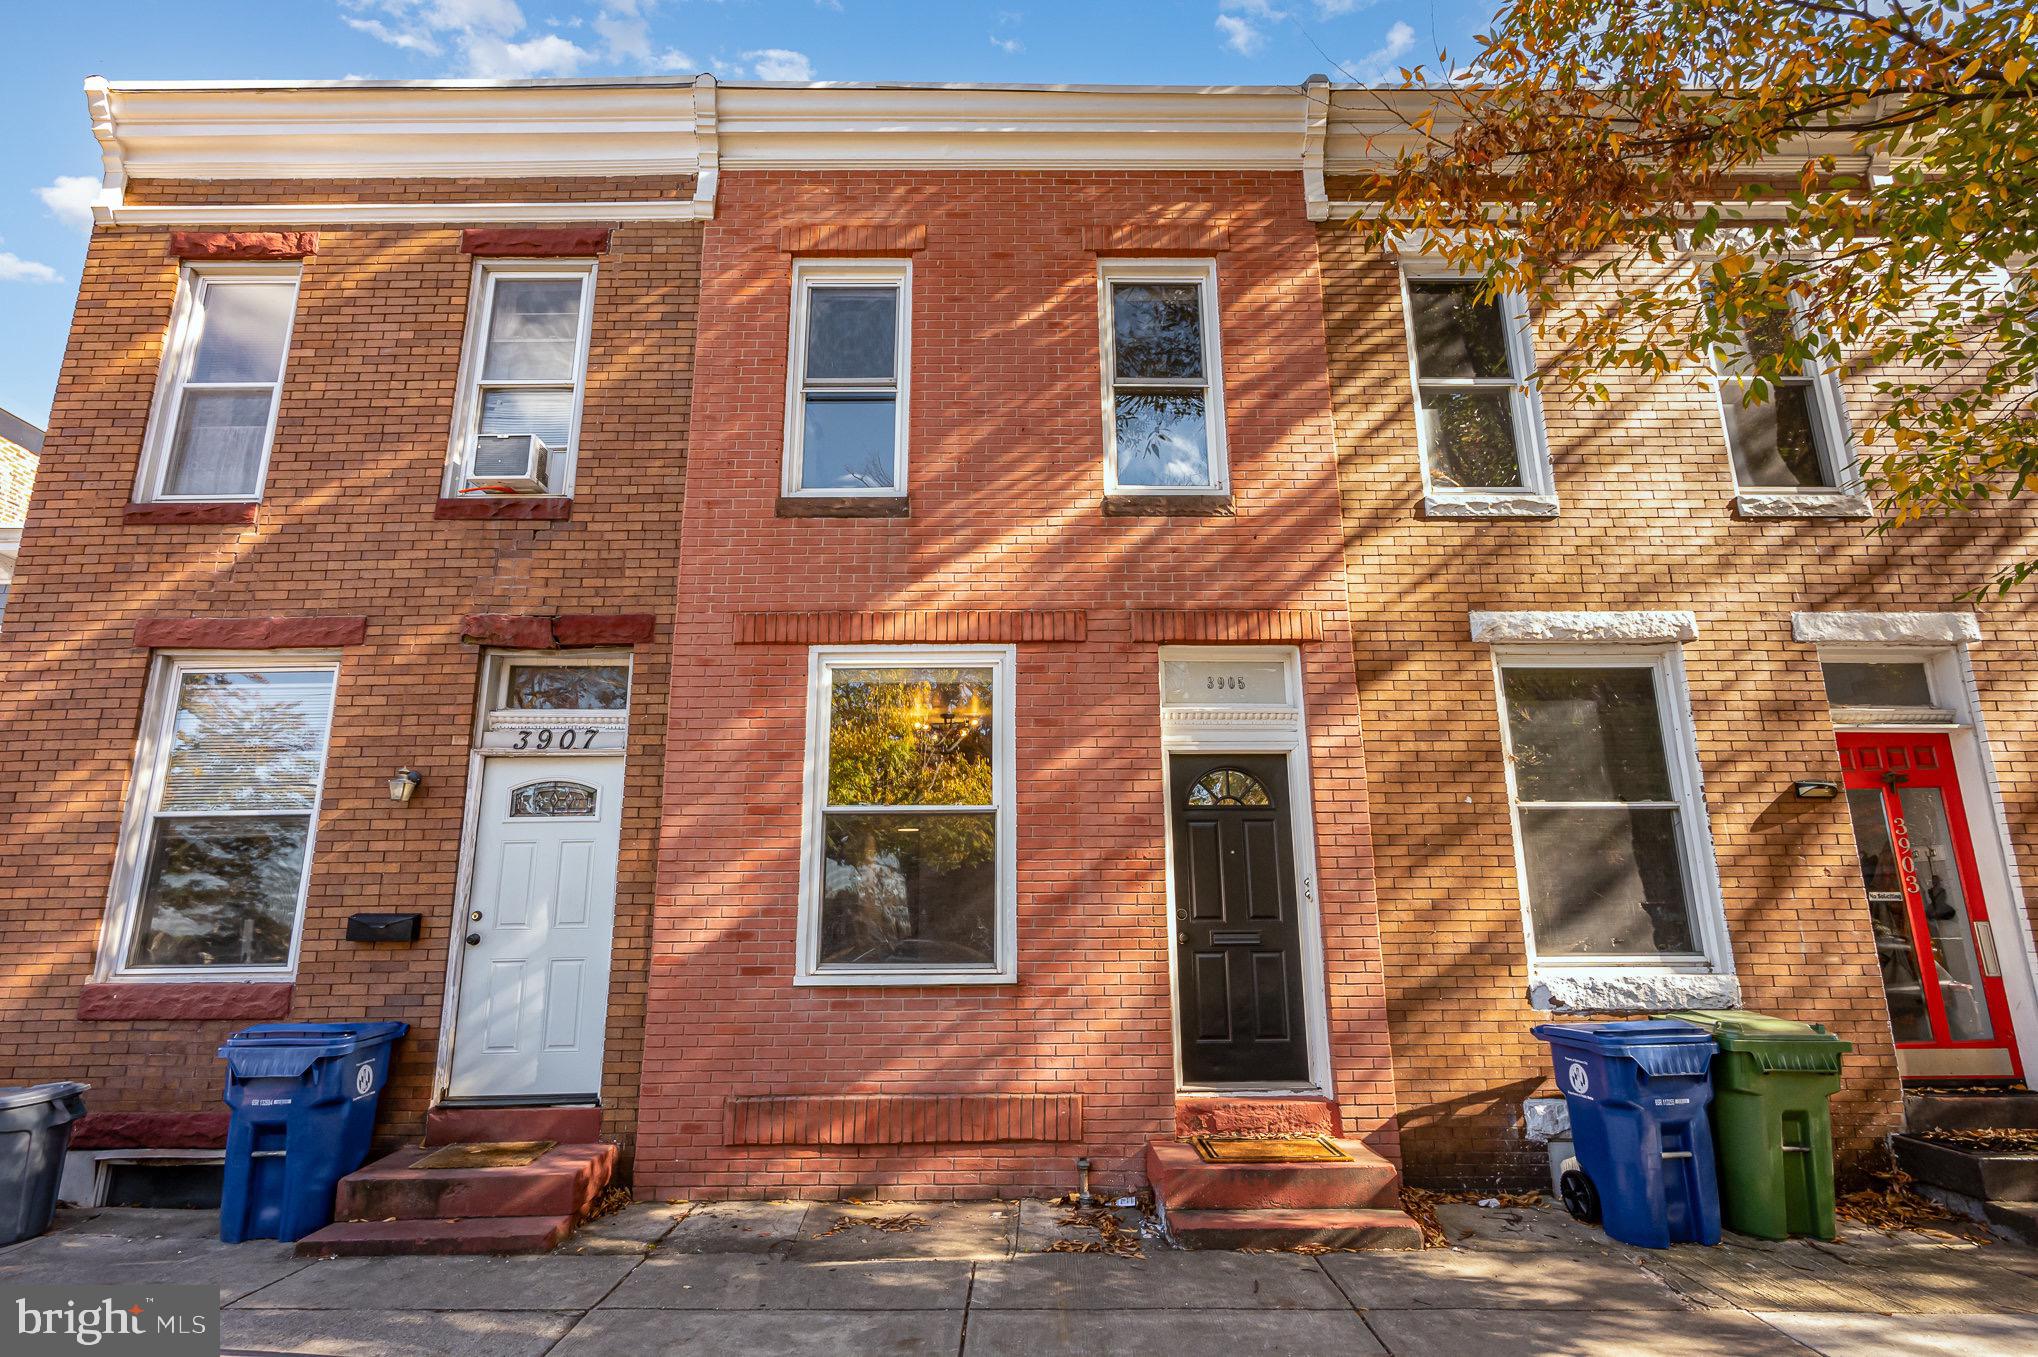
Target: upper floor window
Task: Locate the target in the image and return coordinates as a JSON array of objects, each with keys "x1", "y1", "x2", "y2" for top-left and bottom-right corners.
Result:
[
  {"x1": 1401, "y1": 272, "x2": 1553, "y2": 513},
  {"x1": 104, "y1": 656, "x2": 338, "y2": 975},
  {"x1": 1714, "y1": 305, "x2": 1854, "y2": 496},
  {"x1": 782, "y1": 260, "x2": 911, "y2": 498},
  {"x1": 1099, "y1": 259, "x2": 1229, "y2": 497},
  {"x1": 448, "y1": 261, "x2": 595, "y2": 499},
  {"x1": 138, "y1": 265, "x2": 300, "y2": 503}
]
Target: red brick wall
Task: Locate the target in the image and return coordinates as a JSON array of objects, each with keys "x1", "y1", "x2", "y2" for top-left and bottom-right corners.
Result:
[
  {"x1": 1317, "y1": 204, "x2": 2038, "y2": 1188},
  {"x1": 640, "y1": 169, "x2": 1401, "y2": 1200},
  {"x1": 0, "y1": 187, "x2": 699, "y2": 1158}
]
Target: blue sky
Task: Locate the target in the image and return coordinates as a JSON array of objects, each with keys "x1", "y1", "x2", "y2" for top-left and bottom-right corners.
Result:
[{"x1": 0, "y1": 1, "x2": 1489, "y2": 426}]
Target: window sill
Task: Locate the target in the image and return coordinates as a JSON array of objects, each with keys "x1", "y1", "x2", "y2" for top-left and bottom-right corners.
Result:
[
  {"x1": 1528, "y1": 969, "x2": 1740, "y2": 1014},
  {"x1": 435, "y1": 496, "x2": 573, "y2": 521},
  {"x1": 776, "y1": 494, "x2": 911, "y2": 519},
  {"x1": 794, "y1": 969, "x2": 1017, "y2": 988},
  {"x1": 78, "y1": 980, "x2": 293, "y2": 1022},
  {"x1": 1103, "y1": 493, "x2": 1235, "y2": 518},
  {"x1": 123, "y1": 501, "x2": 260, "y2": 526},
  {"x1": 1421, "y1": 492, "x2": 1559, "y2": 520},
  {"x1": 1733, "y1": 492, "x2": 1872, "y2": 521}
]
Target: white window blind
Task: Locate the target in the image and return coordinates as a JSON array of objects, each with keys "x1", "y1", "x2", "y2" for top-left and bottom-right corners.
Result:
[{"x1": 159, "y1": 670, "x2": 337, "y2": 813}]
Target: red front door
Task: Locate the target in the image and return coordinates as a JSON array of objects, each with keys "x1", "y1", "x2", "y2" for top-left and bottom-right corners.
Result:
[{"x1": 1838, "y1": 731, "x2": 2022, "y2": 1081}]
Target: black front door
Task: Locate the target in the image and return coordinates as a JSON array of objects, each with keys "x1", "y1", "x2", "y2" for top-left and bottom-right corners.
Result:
[{"x1": 1170, "y1": 753, "x2": 1310, "y2": 1084}]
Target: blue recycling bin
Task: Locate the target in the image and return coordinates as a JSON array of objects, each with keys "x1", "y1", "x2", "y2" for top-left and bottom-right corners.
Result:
[
  {"x1": 217, "y1": 1021, "x2": 406, "y2": 1243},
  {"x1": 1532, "y1": 1019, "x2": 1723, "y2": 1249}
]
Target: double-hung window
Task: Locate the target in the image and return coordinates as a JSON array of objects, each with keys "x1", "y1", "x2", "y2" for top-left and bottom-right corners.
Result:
[
  {"x1": 106, "y1": 656, "x2": 339, "y2": 975},
  {"x1": 1400, "y1": 272, "x2": 1553, "y2": 514},
  {"x1": 449, "y1": 261, "x2": 596, "y2": 497},
  {"x1": 138, "y1": 265, "x2": 300, "y2": 503},
  {"x1": 782, "y1": 260, "x2": 911, "y2": 497},
  {"x1": 799, "y1": 647, "x2": 1016, "y2": 984},
  {"x1": 1494, "y1": 651, "x2": 1724, "y2": 974},
  {"x1": 1099, "y1": 259, "x2": 1229, "y2": 497},
  {"x1": 1714, "y1": 303, "x2": 1857, "y2": 503}
]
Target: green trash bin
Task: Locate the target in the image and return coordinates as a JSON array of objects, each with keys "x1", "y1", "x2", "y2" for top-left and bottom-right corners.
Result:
[{"x1": 1675, "y1": 1010, "x2": 1851, "y2": 1240}]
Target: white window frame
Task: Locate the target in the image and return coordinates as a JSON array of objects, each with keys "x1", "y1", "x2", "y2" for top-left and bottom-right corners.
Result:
[
  {"x1": 136, "y1": 263, "x2": 302, "y2": 504},
  {"x1": 1397, "y1": 264, "x2": 1555, "y2": 517},
  {"x1": 1711, "y1": 297, "x2": 1864, "y2": 510},
  {"x1": 1097, "y1": 258, "x2": 1230, "y2": 498},
  {"x1": 1489, "y1": 644, "x2": 1732, "y2": 983},
  {"x1": 445, "y1": 258, "x2": 598, "y2": 498},
  {"x1": 781, "y1": 259, "x2": 913, "y2": 499},
  {"x1": 95, "y1": 651, "x2": 341, "y2": 982},
  {"x1": 796, "y1": 644, "x2": 1018, "y2": 986}
]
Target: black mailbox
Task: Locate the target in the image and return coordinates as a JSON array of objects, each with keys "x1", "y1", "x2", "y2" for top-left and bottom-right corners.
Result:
[{"x1": 346, "y1": 912, "x2": 422, "y2": 943}]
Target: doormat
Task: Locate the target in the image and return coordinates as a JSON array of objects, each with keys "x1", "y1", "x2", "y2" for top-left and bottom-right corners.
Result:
[
  {"x1": 1191, "y1": 1135, "x2": 1350, "y2": 1164},
  {"x1": 412, "y1": 1140, "x2": 555, "y2": 1170}
]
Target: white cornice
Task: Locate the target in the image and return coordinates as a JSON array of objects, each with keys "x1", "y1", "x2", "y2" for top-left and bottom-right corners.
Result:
[{"x1": 97, "y1": 199, "x2": 711, "y2": 226}]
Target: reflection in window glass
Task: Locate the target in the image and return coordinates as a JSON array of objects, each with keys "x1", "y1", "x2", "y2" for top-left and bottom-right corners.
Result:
[
  {"x1": 1105, "y1": 270, "x2": 1221, "y2": 492},
  {"x1": 1717, "y1": 307, "x2": 1841, "y2": 489},
  {"x1": 820, "y1": 665, "x2": 998, "y2": 969},
  {"x1": 1407, "y1": 279, "x2": 1529, "y2": 491},
  {"x1": 1845, "y1": 788, "x2": 1934, "y2": 1043},
  {"x1": 1822, "y1": 662, "x2": 1933, "y2": 709},
  {"x1": 510, "y1": 781, "x2": 598, "y2": 817},
  {"x1": 506, "y1": 664, "x2": 629, "y2": 711},
  {"x1": 793, "y1": 274, "x2": 905, "y2": 493},
  {"x1": 1186, "y1": 769, "x2": 1272, "y2": 807},
  {"x1": 157, "y1": 273, "x2": 298, "y2": 500}
]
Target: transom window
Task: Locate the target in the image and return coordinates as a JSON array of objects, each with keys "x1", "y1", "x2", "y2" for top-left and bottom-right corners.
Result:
[
  {"x1": 1401, "y1": 274, "x2": 1549, "y2": 498},
  {"x1": 800, "y1": 648, "x2": 1017, "y2": 984},
  {"x1": 1099, "y1": 259, "x2": 1229, "y2": 496},
  {"x1": 449, "y1": 261, "x2": 596, "y2": 498},
  {"x1": 138, "y1": 265, "x2": 301, "y2": 503},
  {"x1": 108, "y1": 658, "x2": 338, "y2": 974},
  {"x1": 783, "y1": 260, "x2": 911, "y2": 497},
  {"x1": 1822, "y1": 661, "x2": 1934, "y2": 710},
  {"x1": 1495, "y1": 655, "x2": 1721, "y2": 965},
  {"x1": 1186, "y1": 769, "x2": 1271, "y2": 807},
  {"x1": 1715, "y1": 304, "x2": 1852, "y2": 492},
  {"x1": 503, "y1": 663, "x2": 630, "y2": 712}
]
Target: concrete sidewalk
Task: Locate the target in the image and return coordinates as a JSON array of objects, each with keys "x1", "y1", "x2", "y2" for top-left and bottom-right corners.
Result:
[{"x1": 3, "y1": 1196, "x2": 2036, "y2": 1356}]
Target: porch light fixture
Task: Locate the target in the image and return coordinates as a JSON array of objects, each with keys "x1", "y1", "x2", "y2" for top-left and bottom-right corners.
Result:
[
  {"x1": 388, "y1": 768, "x2": 424, "y2": 803},
  {"x1": 1792, "y1": 779, "x2": 1841, "y2": 801}
]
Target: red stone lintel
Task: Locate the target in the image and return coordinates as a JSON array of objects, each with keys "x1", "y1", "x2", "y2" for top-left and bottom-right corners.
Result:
[
  {"x1": 434, "y1": 496, "x2": 573, "y2": 521},
  {"x1": 169, "y1": 231, "x2": 318, "y2": 261},
  {"x1": 461, "y1": 226, "x2": 612, "y2": 257},
  {"x1": 1081, "y1": 223, "x2": 1231, "y2": 255},
  {"x1": 1130, "y1": 608, "x2": 1323, "y2": 643},
  {"x1": 779, "y1": 223, "x2": 928, "y2": 256},
  {"x1": 461, "y1": 613, "x2": 656, "y2": 649},
  {"x1": 735, "y1": 610, "x2": 1087, "y2": 645},
  {"x1": 132, "y1": 615, "x2": 368, "y2": 650},
  {"x1": 77, "y1": 981, "x2": 293, "y2": 1023},
  {"x1": 123, "y1": 501, "x2": 261, "y2": 526},
  {"x1": 70, "y1": 1110, "x2": 232, "y2": 1151}
]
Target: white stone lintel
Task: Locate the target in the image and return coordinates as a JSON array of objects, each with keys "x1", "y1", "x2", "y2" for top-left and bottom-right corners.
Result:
[
  {"x1": 1735, "y1": 492, "x2": 1873, "y2": 520},
  {"x1": 1529, "y1": 968, "x2": 1741, "y2": 1013},
  {"x1": 1423, "y1": 492, "x2": 1560, "y2": 521},
  {"x1": 1470, "y1": 610, "x2": 1698, "y2": 646},
  {"x1": 1792, "y1": 611, "x2": 1982, "y2": 646}
]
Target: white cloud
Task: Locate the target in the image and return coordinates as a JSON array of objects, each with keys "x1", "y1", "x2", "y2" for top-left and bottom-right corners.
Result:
[
  {"x1": 1215, "y1": 14, "x2": 1265, "y2": 55},
  {"x1": 467, "y1": 32, "x2": 595, "y2": 77},
  {"x1": 35, "y1": 176, "x2": 100, "y2": 233},
  {"x1": 341, "y1": 0, "x2": 603, "y2": 76},
  {"x1": 1314, "y1": 0, "x2": 1370, "y2": 15},
  {"x1": 745, "y1": 48, "x2": 815, "y2": 81},
  {"x1": 990, "y1": 34, "x2": 1022, "y2": 54},
  {"x1": 0, "y1": 243, "x2": 59, "y2": 285},
  {"x1": 655, "y1": 48, "x2": 694, "y2": 71},
  {"x1": 1346, "y1": 19, "x2": 1416, "y2": 82},
  {"x1": 344, "y1": 14, "x2": 442, "y2": 53}
]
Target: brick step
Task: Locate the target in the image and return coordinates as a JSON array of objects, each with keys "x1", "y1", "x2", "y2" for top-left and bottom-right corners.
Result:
[
  {"x1": 1903, "y1": 1091, "x2": 2038, "y2": 1133},
  {"x1": 296, "y1": 1214, "x2": 573, "y2": 1258},
  {"x1": 1146, "y1": 1138, "x2": 1399, "y2": 1211},
  {"x1": 1173, "y1": 1096, "x2": 1341, "y2": 1139},
  {"x1": 423, "y1": 1104, "x2": 603, "y2": 1147},
  {"x1": 335, "y1": 1142, "x2": 618, "y2": 1223},
  {"x1": 1891, "y1": 1133, "x2": 2038, "y2": 1204},
  {"x1": 1164, "y1": 1205, "x2": 1422, "y2": 1251}
]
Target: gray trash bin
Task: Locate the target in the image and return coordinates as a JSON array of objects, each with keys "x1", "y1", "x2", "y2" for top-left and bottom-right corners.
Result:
[{"x1": 1, "y1": 1082, "x2": 89, "y2": 1245}]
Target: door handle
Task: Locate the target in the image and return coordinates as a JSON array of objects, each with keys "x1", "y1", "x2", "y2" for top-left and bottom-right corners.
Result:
[
  {"x1": 465, "y1": 933, "x2": 482, "y2": 947},
  {"x1": 1975, "y1": 921, "x2": 2000, "y2": 978}
]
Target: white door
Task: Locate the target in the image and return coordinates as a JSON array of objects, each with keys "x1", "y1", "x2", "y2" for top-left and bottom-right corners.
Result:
[{"x1": 448, "y1": 756, "x2": 622, "y2": 1101}]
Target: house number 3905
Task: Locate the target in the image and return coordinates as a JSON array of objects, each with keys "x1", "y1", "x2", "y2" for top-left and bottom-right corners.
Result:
[
  {"x1": 512, "y1": 727, "x2": 602, "y2": 751},
  {"x1": 1204, "y1": 675, "x2": 1249, "y2": 691}
]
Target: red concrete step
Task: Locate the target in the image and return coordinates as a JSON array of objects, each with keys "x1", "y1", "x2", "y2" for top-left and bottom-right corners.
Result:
[
  {"x1": 1146, "y1": 1138, "x2": 1400, "y2": 1211},
  {"x1": 422, "y1": 1104, "x2": 603, "y2": 1146},
  {"x1": 1164, "y1": 1206, "x2": 1423, "y2": 1251},
  {"x1": 335, "y1": 1142, "x2": 618, "y2": 1223},
  {"x1": 296, "y1": 1214, "x2": 573, "y2": 1257},
  {"x1": 1173, "y1": 1096, "x2": 1341, "y2": 1139}
]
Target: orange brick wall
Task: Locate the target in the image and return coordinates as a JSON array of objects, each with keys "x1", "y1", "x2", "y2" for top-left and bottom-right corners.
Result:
[
  {"x1": 0, "y1": 437, "x2": 37, "y2": 527},
  {"x1": 639, "y1": 169, "x2": 1402, "y2": 1200},
  {"x1": 1316, "y1": 206, "x2": 2038, "y2": 1188},
  {"x1": 0, "y1": 186, "x2": 699, "y2": 1158}
]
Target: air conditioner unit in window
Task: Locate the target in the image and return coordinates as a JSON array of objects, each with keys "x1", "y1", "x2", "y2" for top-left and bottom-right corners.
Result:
[{"x1": 466, "y1": 433, "x2": 553, "y2": 494}]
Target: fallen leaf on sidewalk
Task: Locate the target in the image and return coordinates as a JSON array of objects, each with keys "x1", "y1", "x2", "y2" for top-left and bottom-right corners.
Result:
[
  {"x1": 1836, "y1": 1165, "x2": 1958, "y2": 1232},
  {"x1": 1050, "y1": 1205, "x2": 1143, "y2": 1257}
]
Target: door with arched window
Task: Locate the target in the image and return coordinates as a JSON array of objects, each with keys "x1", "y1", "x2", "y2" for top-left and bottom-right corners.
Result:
[{"x1": 1169, "y1": 753, "x2": 1309, "y2": 1083}]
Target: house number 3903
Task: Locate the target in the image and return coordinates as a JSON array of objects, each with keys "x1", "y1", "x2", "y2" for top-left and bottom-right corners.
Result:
[{"x1": 512, "y1": 727, "x2": 602, "y2": 751}]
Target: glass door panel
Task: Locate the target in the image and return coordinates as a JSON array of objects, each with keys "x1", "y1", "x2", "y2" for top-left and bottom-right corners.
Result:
[
  {"x1": 1845, "y1": 788, "x2": 1934, "y2": 1043},
  {"x1": 1896, "y1": 787, "x2": 1994, "y2": 1042}
]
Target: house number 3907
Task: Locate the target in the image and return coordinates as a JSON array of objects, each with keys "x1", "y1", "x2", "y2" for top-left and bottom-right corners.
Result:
[{"x1": 512, "y1": 728, "x2": 602, "y2": 751}]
